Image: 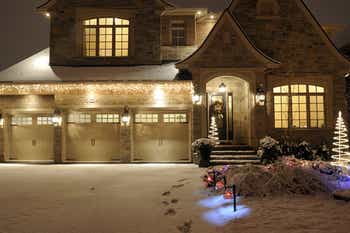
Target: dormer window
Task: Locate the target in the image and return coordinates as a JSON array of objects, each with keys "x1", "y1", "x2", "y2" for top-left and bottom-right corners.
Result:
[{"x1": 83, "y1": 17, "x2": 130, "y2": 57}]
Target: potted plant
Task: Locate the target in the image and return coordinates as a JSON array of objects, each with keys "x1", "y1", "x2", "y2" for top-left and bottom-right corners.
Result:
[{"x1": 192, "y1": 138, "x2": 216, "y2": 167}]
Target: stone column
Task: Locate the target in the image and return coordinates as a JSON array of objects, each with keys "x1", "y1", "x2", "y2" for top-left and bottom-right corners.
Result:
[
  {"x1": 120, "y1": 110, "x2": 132, "y2": 163},
  {"x1": 3, "y1": 113, "x2": 11, "y2": 161},
  {"x1": 54, "y1": 126, "x2": 62, "y2": 164},
  {"x1": 60, "y1": 111, "x2": 68, "y2": 163}
]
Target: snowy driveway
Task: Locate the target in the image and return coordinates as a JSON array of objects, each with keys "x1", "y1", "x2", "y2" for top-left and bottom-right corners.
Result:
[
  {"x1": 0, "y1": 164, "x2": 210, "y2": 233},
  {"x1": 1, "y1": 164, "x2": 350, "y2": 233}
]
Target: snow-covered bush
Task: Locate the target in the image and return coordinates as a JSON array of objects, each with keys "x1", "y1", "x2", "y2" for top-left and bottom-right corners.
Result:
[
  {"x1": 258, "y1": 136, "x2": 281, "y2": 164},
  {"x1": 295, "y1": 141, "x2": 313, "y2": 160},
  {"x1": 315, "y1": 143, "x2": 332, "y2": 161}
]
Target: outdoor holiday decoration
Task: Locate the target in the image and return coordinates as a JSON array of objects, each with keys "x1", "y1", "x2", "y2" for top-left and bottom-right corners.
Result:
[
  {"x1": 331, "y1": 111, "x2": 350, "y2": 167},
  {"x1": 208, "y1": 116, "x2": 219, "y2": 143}
]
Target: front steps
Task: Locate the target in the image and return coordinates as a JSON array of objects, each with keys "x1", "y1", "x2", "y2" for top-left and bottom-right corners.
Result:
[{"x1": 210, "y1": 145, "x2": 260, "y2": 165}]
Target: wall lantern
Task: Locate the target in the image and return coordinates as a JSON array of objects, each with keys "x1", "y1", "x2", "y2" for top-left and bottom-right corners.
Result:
[
  {"x1": 256, "y1": 84, "x2": 266, "y2": 106},
  {"x1": 0, "y1": 114, "x2": 3, "y2": 128},
  {"x1": 219, "y1": 83, "x2": 227, "y2": 93},
  {"x1": 121, "y1": 106, "x2": 131, "y2": 126},
  {"x1": 192, "y1": 94, "x2": 202, "y2": 105},
  {"x1": 52, "y1": 110, "x2": 62, "y2": 127}
]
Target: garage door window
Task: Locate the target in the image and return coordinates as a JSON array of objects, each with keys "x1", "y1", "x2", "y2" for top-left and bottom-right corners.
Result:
[
  {"x1": 37, "y1": 116, "x2": 53, "y2": 125},
  {"x1": 164, "y1": 114, "x2": 187, "y2": 123},
  {"x1": 68, "y1": 113, "x2": 91, "y2": 124},
  {"x1": 135, "y1": 114, "x2": 158, "y2": 123},
  {"x1": 11, "y1": 116, "x2": 32, "y2": 126},
  {"x1": 96, "y1": 113, "x2": 120, "y2": 123}
]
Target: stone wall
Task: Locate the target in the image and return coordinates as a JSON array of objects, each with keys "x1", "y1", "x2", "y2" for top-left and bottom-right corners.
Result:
[
  {"x1": 230, "y1": 0, "x2": 348, "y2": 73},
  {"x1": 49, "y1": 0, "x2": 164, "y2": 66}
]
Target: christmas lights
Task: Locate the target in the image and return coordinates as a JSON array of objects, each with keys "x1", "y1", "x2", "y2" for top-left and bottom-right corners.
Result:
[{"x1": 332, "y1": 111, "x2": 350, "y2": 167}]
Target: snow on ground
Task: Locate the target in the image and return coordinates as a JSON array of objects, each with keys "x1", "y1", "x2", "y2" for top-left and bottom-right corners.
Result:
[{"x1": 0, "y1": 164, "x2": 349, "y2": 233}]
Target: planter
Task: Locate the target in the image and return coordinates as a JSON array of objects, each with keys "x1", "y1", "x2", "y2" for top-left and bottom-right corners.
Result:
[{"x1": 198, "y1": 149, "x2": 212, "y2": 168}]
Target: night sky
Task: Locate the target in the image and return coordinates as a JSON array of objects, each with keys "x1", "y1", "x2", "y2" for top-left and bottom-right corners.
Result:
[{"x1": 0, "y1": 0, "x2": 349, "y2": 71}]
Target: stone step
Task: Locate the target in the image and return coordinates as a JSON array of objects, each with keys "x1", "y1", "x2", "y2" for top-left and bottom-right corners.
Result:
[
  {"x1": 211, "y1": 150, "x2": 257, "y2": 155},
  {"x1": 214, "y1": 145, "x2": 254, "y2": 151},
  {"x1": 210, "y1": 159, "x2": 261, "y2": 165},
  {"x1": 210, "y1": 155, "x2": 259, "y2": 160}
]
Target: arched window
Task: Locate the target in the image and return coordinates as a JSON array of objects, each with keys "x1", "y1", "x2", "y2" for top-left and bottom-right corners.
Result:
[
  {"x1": 273, "y1": 84, "x2": 325, "y2": 129},
  {"x1": 83, "y1": 17, "x2": 129, "y2": 57},
  {"x1": 256, "y1": 0, "x2": 280, "y2": 17}
]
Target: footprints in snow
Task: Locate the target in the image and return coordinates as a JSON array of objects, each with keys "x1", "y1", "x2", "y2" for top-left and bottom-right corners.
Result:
[{"x1": 161, "y1": 178, "x2": 193, "y2": 233}]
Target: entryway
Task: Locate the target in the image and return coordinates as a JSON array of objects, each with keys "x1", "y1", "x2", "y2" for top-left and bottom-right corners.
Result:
[{"x1": 206, "y1": 76, "x2": 251, "y2": 145}]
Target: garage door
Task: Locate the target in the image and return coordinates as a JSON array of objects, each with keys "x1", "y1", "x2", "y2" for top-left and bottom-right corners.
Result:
[
  {"x1": 67, "y1": 112, "x2": 121, "y2": 162},
  {"x1": 10, "y1": 115, "x2": 54, "y2": 161},
  {"x1": 133, "y1": 112, "x2": 190, "y2": 162}
]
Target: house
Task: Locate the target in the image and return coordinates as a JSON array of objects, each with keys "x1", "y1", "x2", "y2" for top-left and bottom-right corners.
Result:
[{"x1": 0, "y1": 0, "x2": 349, "y2": 164}]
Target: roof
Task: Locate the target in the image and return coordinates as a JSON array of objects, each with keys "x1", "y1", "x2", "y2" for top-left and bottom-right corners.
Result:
[
  {"x1": 176, "y1": 10, "x2": 280, "y2": 69},
  {"x1": 0, "y1": 49, "x2": 179, "y2": 83},
  {"x1": 37, "y1": 0, "x2": 175, "y2": 11}
]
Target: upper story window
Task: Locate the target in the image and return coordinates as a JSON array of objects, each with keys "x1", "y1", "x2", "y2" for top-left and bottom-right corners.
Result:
[
  {"x1": 171, "y1": 21, "x2": 186, "y2": 46},
  {"x1": 83, "y1": 17, "x2": 129, "y2": 57},
  {"x1": 273, "y1": 84, "x2": 325, "y2": 129}
]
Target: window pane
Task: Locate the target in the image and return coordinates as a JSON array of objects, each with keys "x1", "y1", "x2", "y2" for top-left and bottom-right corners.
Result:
[{"x1": 274, "y1": 95, "x2": 288, "y2": 129}]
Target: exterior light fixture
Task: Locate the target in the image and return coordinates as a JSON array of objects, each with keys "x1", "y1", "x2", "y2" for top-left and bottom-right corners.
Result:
[
  {"x1": 345, "y1": 73, "x2": 350, "y2": 78},
  {"x1": 256, "y1": 84, "x2": 266, "y2": 106},
  {"x1": 121, "y1": 106, "x2": 131, "y2": 126},
  {"x1": 219, "y1": 83, "x2": 227, "y2": 93},
  {"x1": 210, "y1": 14, "x2": 215, "y2": 19},
  {"x1": 0, "y1": 114, "x2": 3, "y2": 128},
  {"x1": 197, "y1": 11, "x2": 202, "y2": 15},
  {"x1": 45, "y1": 12, "x2": 51, "y2": 18},
  {"x1": 52, "y1": 110, "x2": 62, "y2": 127},
  {"x1": 192, "y1": 94, "x2": 202, "y2": 105}
]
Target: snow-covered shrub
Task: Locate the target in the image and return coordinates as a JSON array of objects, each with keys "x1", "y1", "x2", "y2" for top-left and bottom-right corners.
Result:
[
  {"x1": 295, "y1": 141, "x2": 314, "y2": 160},
  {"x1": 258, "y1": 136, "x2": 281, "y2": 164},
  {"x1": 315, "y1": 143, "x2": 332, "y2": 161}
]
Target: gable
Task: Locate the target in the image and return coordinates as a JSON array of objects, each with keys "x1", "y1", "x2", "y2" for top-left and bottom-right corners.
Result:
[
  {"x1": 176, "y1": 11, "x2": 280, "y2": 69},
  {"x1": 229, "y1": 0, "x2": 350, "y2": 73}
]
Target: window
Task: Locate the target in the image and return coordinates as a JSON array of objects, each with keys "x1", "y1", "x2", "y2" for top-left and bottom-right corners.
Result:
[
  {"x1": 273, "y1": 84, "x2": 325, "y2": 129},
  {"x1": 83, "y1": 17, "x2": 129, "y2": 57},
  {"x1": 171, "y1": 21, "x2": 186, "y2": 46},
  {"x1": 68, "y1": 113, "x2": 91, "y2": 124},
  {"x1": 96, "y1": 113, "x2": 120, "y2": 123},
  {"x1": 37, "y1": 116, "x2": 53, "y2": 125},
  {"x1": 11, "y1": 116, "x2": 32, "y2": 126},
  {"x1": 135, "y1": 114, "x2": 159, "y2": 123},
  {"x1": 164, "y1": 114, "x2": 187, "y2": 123}
]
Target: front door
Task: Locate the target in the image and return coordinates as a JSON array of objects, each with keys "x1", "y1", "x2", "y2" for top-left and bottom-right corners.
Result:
[{"x1": 208, "y1": 93, "x2": 234, "y2": 142}]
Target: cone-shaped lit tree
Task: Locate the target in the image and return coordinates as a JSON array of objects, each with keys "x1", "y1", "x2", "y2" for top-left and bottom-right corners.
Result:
[
  {"x1": 208, "y1": 116, "x2": 219, "y2": 144},
  {"x1": 332, "y1": 111, "x2": 350, "y2": 167}
]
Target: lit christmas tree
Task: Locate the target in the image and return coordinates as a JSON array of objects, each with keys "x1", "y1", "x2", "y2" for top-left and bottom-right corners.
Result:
[
  {"x1": 332, "y1": 111, "x2": 350, "y2": 167},
  {"x1": 208, "y1": 116, "x2": 219, "y2": 144}
]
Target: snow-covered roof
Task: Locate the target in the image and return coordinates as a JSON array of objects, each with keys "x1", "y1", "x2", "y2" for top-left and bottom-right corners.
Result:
[{"x1": 0, "y1": 49, "x2": 179, "y2": 83}]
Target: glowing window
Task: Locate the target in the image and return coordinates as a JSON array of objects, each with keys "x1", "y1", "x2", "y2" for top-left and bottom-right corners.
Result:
[
  {"x1": 135, "y1": 114, "x2": 159, "y2": 123},
  {"x1": 83, "y1": 17, "x2": 129, "y2": 57},
  {"x1": 37, "y1": 116, "x2": 53, "y2": 125},
  {"x1": 274, "y1": 96, "x2": 289, "y2": 128},
  {"x1": 11, "y1": 116, "x2": 32, "y2": 126},
  {"x1": 164, "y1": 114, "x2": 187, "y2": 123},
  {"x1": 273, "y1": 84, "x2": 326, "y2": 129},
  {"x1": 96, "y1": 113, "x2": 120, "y2": 123},
  {"x1": 68, "y1": 113, "x2": 91, "y2": 124}
]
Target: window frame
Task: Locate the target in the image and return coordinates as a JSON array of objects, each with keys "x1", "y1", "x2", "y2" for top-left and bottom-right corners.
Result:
[
  {"x1": 82, "y1": 17, "x2": 130, "y2": 58},
  {"x1": 170, "y1": 20, "x2": 186, "y2": 46},
  {"x1": 272, "y1": 84, "x2": 326, "y2": 129}
]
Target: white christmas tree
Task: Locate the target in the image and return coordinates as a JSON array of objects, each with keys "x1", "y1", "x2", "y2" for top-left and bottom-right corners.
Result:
[
  {"x1": 208, "y1": 116, "x2": 219, "y2": 144},
  {"x1": 332, "y1": 111, "x2": 350, "y2": 167}
]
